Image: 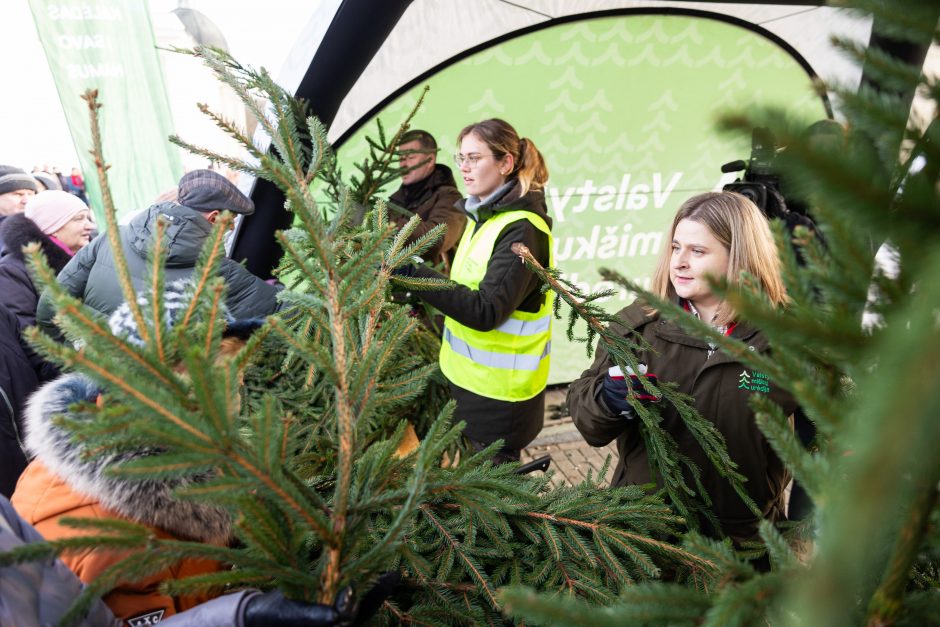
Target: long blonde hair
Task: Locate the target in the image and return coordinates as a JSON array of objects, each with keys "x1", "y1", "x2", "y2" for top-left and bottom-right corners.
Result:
[
  {"x1": 650, "y1": 191, "x2": 788, "y2": 325},
  {"x1": 457, "y1": 118, "x2": 548, "y2": 195}
]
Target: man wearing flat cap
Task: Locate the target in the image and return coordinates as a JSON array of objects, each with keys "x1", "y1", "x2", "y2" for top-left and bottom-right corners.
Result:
[
  {"x1": 38, "y1": 169, "x2": 279, "y2": 337},
  {"x1": 0, "y1": 166, "x2": 39, "y2": 255}
]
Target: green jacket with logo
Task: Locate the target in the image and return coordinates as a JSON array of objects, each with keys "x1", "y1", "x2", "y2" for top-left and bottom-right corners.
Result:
[{"x1": 568, "y1": 300, "x2": 796, "y2": 543}]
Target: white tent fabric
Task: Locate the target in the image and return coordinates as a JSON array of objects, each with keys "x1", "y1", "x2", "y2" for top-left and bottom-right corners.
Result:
[
  {"x1": 257, "y1": 1, "x2": 882, "y2": 385},
  {"x1": 275, "y1": 1, "x2": 872, "y2": 142}
]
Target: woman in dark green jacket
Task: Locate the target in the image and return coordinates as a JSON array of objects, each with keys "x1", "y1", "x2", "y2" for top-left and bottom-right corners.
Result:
[{"x1": 568, "y1": 191, "x2": 796, "y2": 544}]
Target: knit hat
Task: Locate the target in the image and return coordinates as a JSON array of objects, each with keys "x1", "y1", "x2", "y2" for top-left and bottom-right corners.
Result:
[
  {"x1": 0, "y1": 165, "x2": 39, "y2": 195},
  {"x1": 32, "y1": 171, "x2": 62, "y2": 191},
  {"x1": 177, "y1": 169, "x2": 254, "y2": 215},
  {"x1": 109, "y1": 280, "x2": 265, "y2": 348},
  {"x1": 24, "y1": 190, "x2": 90, "y2": 235}
]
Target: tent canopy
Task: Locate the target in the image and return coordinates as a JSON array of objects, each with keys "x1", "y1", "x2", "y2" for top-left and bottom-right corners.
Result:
[{"x1": 233, "y1": 1, "x2": 932, "y2": 383}]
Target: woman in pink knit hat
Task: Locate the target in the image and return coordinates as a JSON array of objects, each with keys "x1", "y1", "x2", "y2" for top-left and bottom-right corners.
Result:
[{"x1": 0, "y1": 190, "x2": 94, "y2": 327}]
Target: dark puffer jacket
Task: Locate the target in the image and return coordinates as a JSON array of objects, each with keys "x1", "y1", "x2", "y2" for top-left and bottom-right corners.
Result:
[
  {"x1": 36, "y1": 202, "x2": 279, "y2": 338},
  {"x1": 12, "y1": 373, "x2": 233, "y2": 623},
  {"x1": 0, "y1": 213, "x2": 73, "y2": 328},
  {"x1": 568, "y1": 300, "x2": 797, "y2": 544},
  {"x1": 0, "y1": 305, "x2": 46, "y2": 498}
]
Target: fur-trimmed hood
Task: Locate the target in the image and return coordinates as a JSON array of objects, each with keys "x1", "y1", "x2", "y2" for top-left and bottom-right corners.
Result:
[
  {"x1": 0, "y1": 213, "x2": 73, "y2": 273},
  {"x1": 22, "y1": 373, "x2": 231, "y2": 543}
]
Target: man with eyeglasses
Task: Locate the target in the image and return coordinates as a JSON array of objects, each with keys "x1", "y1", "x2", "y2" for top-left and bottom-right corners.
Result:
[{"x1": 389, "y1": 130, "x2": 465, "y2": 274}]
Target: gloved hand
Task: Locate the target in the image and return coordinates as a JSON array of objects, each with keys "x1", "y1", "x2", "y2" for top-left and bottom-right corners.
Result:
[
  {"x1": 601, "y1": 364, "x2": 659, "y2": 418},
  {"x1": 390, "y1": 254, "x2": 425, "y2": 278},
  {"x1": 390, "y1": 262, "x2": 416, "y2": 277},
  {"x1": 243, "y1": 571, "x2": 400, "y2": 627},
  {"x1": 244, "y1": 589, "x2": 351, "y2": 627}
]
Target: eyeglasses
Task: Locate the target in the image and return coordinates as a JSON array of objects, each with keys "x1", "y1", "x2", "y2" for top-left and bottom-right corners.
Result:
[{"x1": 453, "y1": 153, "x2": 494, "y2": 168}]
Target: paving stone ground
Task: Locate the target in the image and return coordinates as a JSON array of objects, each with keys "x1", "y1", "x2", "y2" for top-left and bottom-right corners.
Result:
[{"x1": 519, "y1": 386, "x2": 618, "y2": 488}]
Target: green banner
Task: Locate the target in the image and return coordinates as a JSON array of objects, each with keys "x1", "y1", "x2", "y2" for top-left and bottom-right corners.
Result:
[
  {"x1": 29, "y1": 0, "x2": 182, "y2": 223},
  {"x1": 337, "y1": 13, "x2": 829, "y2": 384}
]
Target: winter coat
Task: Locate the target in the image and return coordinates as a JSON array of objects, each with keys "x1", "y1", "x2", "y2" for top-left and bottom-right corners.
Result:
[
  {"x1": 567, "y1": 300, "x2": 797, "y2": 543},
  {"x1": 11, "y1": 373, "x2": 233, "y2": 624},
  {"x1": 0, "y1": 494, "x2": 120, "y2": 626},
  {"x1": 389, "y1": 164, "x2": 465, "y2": 269},
  {"x1": 2, "y1": 493, "x2": 262, "y2": 627},
  {"x1": 36, "y1": 202, "x2": 280, "y2": 338},
  {"x1": 0, "y1": 304, "x2": 57, "y2": 498},
  {"x1": 410, "y1": 181, "x2": 552, "y2": 450},
  {"x1": 0, "y1": 213, "x2": 74, "y2": 328},
  {"x1": 0, "y1": 215, "x2": 8, "y2": 256}
]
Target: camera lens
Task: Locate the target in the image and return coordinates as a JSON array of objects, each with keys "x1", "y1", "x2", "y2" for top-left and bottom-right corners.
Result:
[{"x1": 740, "y1": 188, "x2": 759, "y2": 203}]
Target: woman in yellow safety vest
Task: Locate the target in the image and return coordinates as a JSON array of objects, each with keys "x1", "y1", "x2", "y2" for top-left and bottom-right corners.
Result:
[{"x1": 398, "y1": 118, "x2": 554, "y2": 464}]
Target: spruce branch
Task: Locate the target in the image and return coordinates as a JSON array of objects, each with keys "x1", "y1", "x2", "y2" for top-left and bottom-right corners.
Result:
[
  {"x1": 24, "y1": 248, "x2": 184, "y2": 396},
  {"x1": 148, "y1": 216, "x2": 169, "y2": 363},
  {"x1": 867, "y1": 479, "x2": 940, "y2": 625},
  {"x1": 359, "y1": 86, "x2": 429, "y2": 205},
  {"x1": 194, "y1": 101, "x2": 267, "y2": 161},
  {"x1": 180, "y1": 213, "x2": 233, "y2": 328},
  {"x1": 80, "y1": 89, "x2": 148, "y2": 343}
]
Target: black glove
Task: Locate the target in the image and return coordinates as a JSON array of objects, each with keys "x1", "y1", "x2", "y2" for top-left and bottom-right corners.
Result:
[
  {"x1": 352, "y1": 571, "x2": 400, "y2": 626},
  {"x1": 601, "y1": 366, "x2": 659, "y2": 417},
  {"x1": 390, "y1": 262, "x2": 417, "y2": 277},
  {"x1": 243, "y1": 572, "x2": 400, "y2": 627},
  {"x1": 602, "y1": 373, "x2": 633, "y2": 417},
  {"x1": 244, "y1": 589, "x2": 349, "y2": 627}
]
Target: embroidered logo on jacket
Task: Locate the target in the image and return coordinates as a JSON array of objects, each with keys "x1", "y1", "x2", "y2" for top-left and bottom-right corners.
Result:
[
  {"x1": 127, "y1": 609, "x2": 166, "y2": 626},
  {"x1": 738, "y1": 370, "x2": 770, "y2": 393}
]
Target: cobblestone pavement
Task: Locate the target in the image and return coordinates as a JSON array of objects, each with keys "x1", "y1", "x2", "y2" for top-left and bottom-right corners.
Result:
[{"x1": 519, "y1": 386, "x2": 619, "y2": 488}]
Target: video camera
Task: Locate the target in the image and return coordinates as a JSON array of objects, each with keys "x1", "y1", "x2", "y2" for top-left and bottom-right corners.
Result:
[
  {"x1": 721, "y1": 127, "x2": 795, "y2": 221},
  {"x1": 721, "y1": 127, "x2": 819, "y2": 254}
]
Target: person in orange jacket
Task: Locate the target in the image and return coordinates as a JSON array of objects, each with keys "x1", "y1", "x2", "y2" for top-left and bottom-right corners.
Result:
[
  {"x1": 11, "y1": 285, "x2": 244, "y2": 625},
  {"x1": 0, "y1": 492, "x2": 368, "y2": 626}
]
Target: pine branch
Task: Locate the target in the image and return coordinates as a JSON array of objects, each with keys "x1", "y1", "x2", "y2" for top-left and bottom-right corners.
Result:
[
  {"x1": 148, "y1": 216, "x2": 169, "y2": 363},
  {"x1": 867, "y1": 480, "x2": 940, "y2": 625},
  {"x1": 80, "y1": 89, "x2": 148, "y2": 343}
]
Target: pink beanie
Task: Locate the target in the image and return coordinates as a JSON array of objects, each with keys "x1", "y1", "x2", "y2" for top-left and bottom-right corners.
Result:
[{"x1": 24, "y1": 190, "x2": 89, "y2": 235}]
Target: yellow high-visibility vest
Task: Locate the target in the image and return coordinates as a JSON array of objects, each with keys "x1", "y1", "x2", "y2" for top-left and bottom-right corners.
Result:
[{"x1": 440, "y1": 209, "x2": 554, "y2": 401}]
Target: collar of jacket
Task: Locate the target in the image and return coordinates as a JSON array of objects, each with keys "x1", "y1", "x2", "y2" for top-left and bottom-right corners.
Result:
[
  {"x1": 23, "y1": 373, "x2": 232, "y2": 543},
  {"x1": 128, "y1": 202, "x2": 214, "y2": 266},
  {"x1": 653, "y1": 313, "x2": 769, "y2": 364},
  {"x1": 622, "y1": 299, "x2": 769, "y2": 356},
  {"x1": 390, "y1": 163, "x2": 458, "y2": 210},
  {"x1": 0, "y1": 213, "x2": 73, "y2": 273},
  {"x1": 457, "y1": 180, "x2": 553, "y2": 227}
]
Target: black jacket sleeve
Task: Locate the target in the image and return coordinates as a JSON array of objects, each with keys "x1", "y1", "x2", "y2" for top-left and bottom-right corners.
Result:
[
  {"x1": 0, "y1": 263, "x2": 37, "y2": 328},
  {"x1": 409, "y1": 218, "x2": 549, "y2": 332}
]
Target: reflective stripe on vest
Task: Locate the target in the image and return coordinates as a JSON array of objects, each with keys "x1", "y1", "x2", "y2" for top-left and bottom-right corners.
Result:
[
  {"x1": 440, "y1": 209, "x2": 554, "y2": 402},
  {"x1": 495, "y1": 315, "x2": 552, "y2": 336},
  {"x1": 444, "y1": 328, "x2": 552, "y2": 371}
]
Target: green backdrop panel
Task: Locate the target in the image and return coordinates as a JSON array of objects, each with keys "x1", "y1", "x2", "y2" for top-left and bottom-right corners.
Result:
[{"x1": 337, "y1": 12, "x2": 828, "y2": 384}]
